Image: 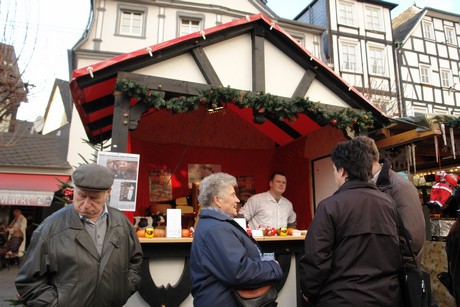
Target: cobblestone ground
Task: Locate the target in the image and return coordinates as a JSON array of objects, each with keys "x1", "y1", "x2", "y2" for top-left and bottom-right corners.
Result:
[{"x1": 0, "y1": 264, "x2": 21, "y2": 306}]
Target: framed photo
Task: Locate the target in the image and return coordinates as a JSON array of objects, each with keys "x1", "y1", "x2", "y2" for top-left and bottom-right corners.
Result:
[
  {"x1": 237, "y1": 175, "x2": 256, "y2": 202},
  {"x1": 188, "y1": 164, "x2": 221, "y2": 188},
  {"x1": 149, "y1": 169, "x2": 173, "y2": 202}
]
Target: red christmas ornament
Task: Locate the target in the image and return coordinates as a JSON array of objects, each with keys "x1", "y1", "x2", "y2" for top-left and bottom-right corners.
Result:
[{"x1": 331, "y1": 119, "x2": 337, "y2": 126}]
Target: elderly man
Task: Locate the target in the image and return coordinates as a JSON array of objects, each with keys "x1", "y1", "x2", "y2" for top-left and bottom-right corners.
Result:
[{"x1": 16, "y1": 163, "x2": 143, "y2": 307}]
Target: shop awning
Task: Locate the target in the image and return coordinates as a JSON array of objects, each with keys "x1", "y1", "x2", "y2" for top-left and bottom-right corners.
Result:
[{"x1": 0, "y1": 174, "x2": 70, "y2": 206}]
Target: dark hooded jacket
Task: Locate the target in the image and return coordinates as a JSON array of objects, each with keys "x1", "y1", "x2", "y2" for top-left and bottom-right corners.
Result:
[
  {"x1": 376, "y1": 158, "x2": 425, "y2": 266},
  {"x1": 299, "y1": 180, "x2": 402, "y2": 306},
  {"x1": 15, "y1": 204, "x2": 143, "y2": 307}
]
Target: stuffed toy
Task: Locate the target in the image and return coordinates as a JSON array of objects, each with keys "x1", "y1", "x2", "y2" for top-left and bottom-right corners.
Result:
[
  {"x1": 429, "y1": 171, "x2": 459, "y2": 209},
  {"x1": 152, "y1": 212, "x2": 166, "y2": 227}
]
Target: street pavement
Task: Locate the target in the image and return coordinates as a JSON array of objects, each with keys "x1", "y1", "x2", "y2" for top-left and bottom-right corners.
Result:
[
  {"x1": 0, "y1": 264, "x2": 21, "y2": 306},
  {"x1": 0, "y1": 262, "x2": 150, "y2": 307}
]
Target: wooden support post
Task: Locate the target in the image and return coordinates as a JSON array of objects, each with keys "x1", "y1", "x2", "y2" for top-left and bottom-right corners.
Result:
[{"x1": 111, "y1": 93, "x2": 130, "y2": 153}]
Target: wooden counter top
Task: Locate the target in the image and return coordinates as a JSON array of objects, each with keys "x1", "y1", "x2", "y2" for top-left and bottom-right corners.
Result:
[{"x1": 138, "y1": 234, "x2": 306, "y2": 243}]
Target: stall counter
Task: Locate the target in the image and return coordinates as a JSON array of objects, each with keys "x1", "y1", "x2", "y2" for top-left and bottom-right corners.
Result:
[{"x1": 126, "y1": 235, "x2": 306, "y2": 307}]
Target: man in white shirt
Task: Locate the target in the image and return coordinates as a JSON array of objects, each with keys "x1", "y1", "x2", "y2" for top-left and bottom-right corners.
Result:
[{"x1": 240, "y1": 172, "x2": 297, "y2": 230}]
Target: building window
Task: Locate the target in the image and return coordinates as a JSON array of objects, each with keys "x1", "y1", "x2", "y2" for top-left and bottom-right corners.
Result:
[
  {"x1": 368, "y1": 46, "x2": 385, "y2": 75},
  {"x1": 179, "y1": 18, "x2": 202, "y2": 36},
  {"x1": 441, "y1": 69, "x2": 453, "y2": 87},
  {"x1": 422, "y1": 20, "x2": 434, "y2": 40},
  {"x1": 338, "y1": 1, "x2": 354, "y2": 26},
  {"x1": 365, "y1": 6, "x2": 382, "y2": 31},
  {"x1": 291, "y1": 35, "x2": 305, "y2": 47},
  {"x1": 340, "y1": 42, "x2": 358, "y2": 72},
  {"x1": 445, "y1": 26, "x2": 456, "y2": 45},
  {"x1": 119, "y1": 9, "x2": 145, "y2": 37},
  {"x1": 419, "y1": 65, "x2": 431, "y2": 84},
  {"x1": 313, "y1": 35, "x2": 321, "y2": 59}
]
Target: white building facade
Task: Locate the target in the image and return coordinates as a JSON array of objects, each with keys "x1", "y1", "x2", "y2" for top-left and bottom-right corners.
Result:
[
  {"x1": 393, "y1": 6, "x2": 460, "y2": 116},
  {"x1": 295, "y1": 0, "x2": 399, "y2": 115}
]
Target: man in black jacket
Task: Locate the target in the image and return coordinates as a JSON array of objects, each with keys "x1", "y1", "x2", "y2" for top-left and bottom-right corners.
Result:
[{"x1": 299, "y1": 139, "x2": 402, "y2": 306}]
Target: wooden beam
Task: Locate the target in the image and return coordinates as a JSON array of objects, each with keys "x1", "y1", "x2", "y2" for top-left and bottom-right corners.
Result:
[
  {"x1": 292, "y1": 69, "x2": 316, "y2": 99},
  {"x1": 252, "y1": 26, "x2": 265, "y2": 92},
  {"x1": 190, "y1": 47, "x2": 222, "y2": 86},
  {"x1": 375, "y1": 129, "x2": 439, "y2": 149},
  {"x1": 111, "y1": 93, "x2": 130, "y2": 152},
  {"x1": 117, "y1": 72, "x2": 211, "y2": 96}
]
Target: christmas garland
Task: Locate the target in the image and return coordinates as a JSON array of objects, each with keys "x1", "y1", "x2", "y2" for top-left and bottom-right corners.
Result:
[
  {"x1": 114, "y1": 79, "x2": 375, "y2": 131},
  {"x1": 445, "y1": 117, "x2": 460, "y2": 128}
]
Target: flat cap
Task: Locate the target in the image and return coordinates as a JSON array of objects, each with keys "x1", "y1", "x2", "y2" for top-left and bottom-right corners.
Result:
[{"x1": 72, "y1": 163, "x2": 115, "y2": 191}]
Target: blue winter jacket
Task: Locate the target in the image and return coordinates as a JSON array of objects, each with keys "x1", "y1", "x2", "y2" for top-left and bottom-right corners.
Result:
[{"x1": 190, "y1": 208, "x2": 284, "y2": 307}]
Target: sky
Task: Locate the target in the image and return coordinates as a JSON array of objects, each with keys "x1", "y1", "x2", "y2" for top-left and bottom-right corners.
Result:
[{"x1": 2, "y1": 0, "x2": 460, "y2": 122}]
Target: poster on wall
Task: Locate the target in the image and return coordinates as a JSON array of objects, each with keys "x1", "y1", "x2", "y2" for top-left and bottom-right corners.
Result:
[
  {"x1": 236, "y1": 175, "x2": 256, "y2": 203},
  {"x1": 188, "y1": 164, "x2": 221, "y2": 188},
  {"x1": 97, "y1": 152, "x2": 140, "y2": 211},
  {"x1": 149, "y1": 169, "x2": 173, "y2": 202}
]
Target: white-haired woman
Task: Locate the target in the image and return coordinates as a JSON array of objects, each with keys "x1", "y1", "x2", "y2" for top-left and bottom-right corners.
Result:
[{"x1": 190, "y1": 172, "x2": 283, "y2": 307}]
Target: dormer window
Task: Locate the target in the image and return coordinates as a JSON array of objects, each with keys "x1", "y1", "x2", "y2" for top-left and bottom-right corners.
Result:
[{"x1": 422, "y1": 20, "x2": 434, "y2": 40}]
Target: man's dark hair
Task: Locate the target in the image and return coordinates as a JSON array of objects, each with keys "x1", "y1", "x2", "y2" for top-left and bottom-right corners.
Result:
[
  {"x1": 331, "y1": 139, "x2": 373, "y2": 181},
  {"x1": 270, "y1": 171, "x2": 286, "y2": 181}
]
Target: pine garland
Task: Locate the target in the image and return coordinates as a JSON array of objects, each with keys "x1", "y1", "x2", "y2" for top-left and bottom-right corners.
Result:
[
  {"x1": 445, "y1": 117, "x2": 460, "y2": 128},
  {"x1": 114, "y1": 79, "x2": 375, "y2": 131}
]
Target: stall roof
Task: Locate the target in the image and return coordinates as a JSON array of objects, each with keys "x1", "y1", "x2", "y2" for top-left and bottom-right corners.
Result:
[{"x1": 70, "y1": 13, "x2": 390, "y2": 146}]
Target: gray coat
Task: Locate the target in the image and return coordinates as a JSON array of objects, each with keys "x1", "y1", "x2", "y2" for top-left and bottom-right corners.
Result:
[
  {"x1": 299, "y1": 180, "x2": 402, "y2": 306},
  {"x1": 376, "y1": 158, "x2": 425, "y2": 266},
  {"x1": 16, "y1": 204, "x2": 143, "y2": 307}
]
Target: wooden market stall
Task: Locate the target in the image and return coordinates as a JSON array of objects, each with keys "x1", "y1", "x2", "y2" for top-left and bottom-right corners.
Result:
[{"x1": 69, "y1": 14, "x2": 390, "y2": 307}]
